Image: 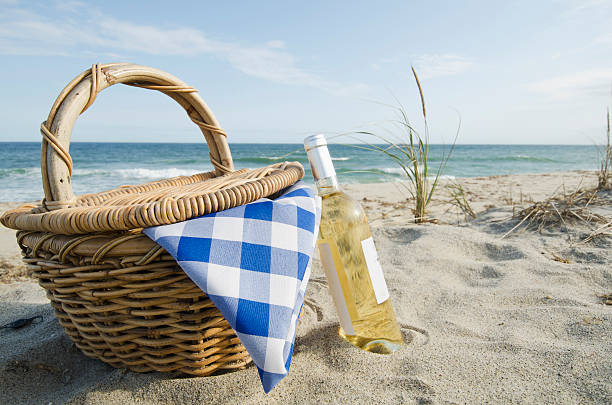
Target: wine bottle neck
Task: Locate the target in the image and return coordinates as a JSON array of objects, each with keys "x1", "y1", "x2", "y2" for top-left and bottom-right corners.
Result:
[
  {"x1": 304, "y1": 134, "x2": 340, "y2": 196},
  {"x1": 315, "y1": 176, "x2": 340, "y2": 196}
]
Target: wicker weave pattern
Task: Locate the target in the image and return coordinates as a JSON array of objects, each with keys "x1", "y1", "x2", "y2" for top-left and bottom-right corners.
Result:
[{"x1": 17, "y1": 231, "x2": 251, "y2": 375}]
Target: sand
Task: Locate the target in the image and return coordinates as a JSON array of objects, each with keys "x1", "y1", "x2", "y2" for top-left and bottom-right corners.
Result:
[{"x1": 0, "y1": 170, "x2": 610, "y2": 404}]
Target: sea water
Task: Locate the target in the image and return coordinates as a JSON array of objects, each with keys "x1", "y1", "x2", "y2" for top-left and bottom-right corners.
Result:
[{"x1": 0, "y1": 142, "x2": 601, "y2": 202}]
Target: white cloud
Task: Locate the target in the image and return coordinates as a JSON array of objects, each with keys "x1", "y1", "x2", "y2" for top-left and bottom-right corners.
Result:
[
  {"x1": 53, "y1": 0, "x2": 86, "y2": 13},
  {"x1": 594, "y1": 32, "x2": 612, "y2": 45},
  {"x1": 266, "y1": 40, "x2": 286, "y2": 49},
  {"x1": 527, "y1": 69, "x2": 612, "y2": 99},
  {"x1": 92, "y1": 17, "x2": 219, "y2": 55},
  {"x1": 413, "y1": 54, "x2": 473, "y2": 80},
  {"x1": 369, "y1": 56, "x2": 400, "y2": 72},
  {"x1": 0, "y1": 3, "x2": 366, "y2": 96},
  {"x1": 568, "y1": 0, "x2": 611, "y2": 13}
]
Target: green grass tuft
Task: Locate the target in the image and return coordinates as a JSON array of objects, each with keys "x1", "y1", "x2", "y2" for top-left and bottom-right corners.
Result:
[
  {"x1": 446, "y1": 181, "x2": 476, "y2": 220},
  {"x1": 349, "y1": 67, "x2": 458, "y2": 223}
]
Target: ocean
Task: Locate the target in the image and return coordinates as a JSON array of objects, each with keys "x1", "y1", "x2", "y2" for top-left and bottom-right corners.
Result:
[{"x1": 0, "y1": 142, "x2": 601, "y2": 202}]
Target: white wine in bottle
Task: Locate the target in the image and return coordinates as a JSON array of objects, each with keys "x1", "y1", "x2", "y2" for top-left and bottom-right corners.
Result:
[{"x1": 304, "y1": 134, "x2": 404, "y2": 354}]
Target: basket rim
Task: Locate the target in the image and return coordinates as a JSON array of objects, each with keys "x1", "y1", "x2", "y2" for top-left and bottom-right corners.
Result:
[{"x1": 1, "y1": 161, "x2": 304, "y2": 235}]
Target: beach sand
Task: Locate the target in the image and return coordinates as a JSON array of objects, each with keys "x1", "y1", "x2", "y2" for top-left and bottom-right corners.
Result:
[{"x1": 1, "y1": 170, "x2": 610, "y2": 404}]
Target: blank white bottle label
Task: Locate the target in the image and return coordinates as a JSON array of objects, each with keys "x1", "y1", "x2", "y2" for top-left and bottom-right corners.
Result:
[
  {"x1": 361, "y1": 237, "x2": 390, "y2": 304},
  {"x1": 318, "y1": 242, "x2": 355, "y2": 335}
]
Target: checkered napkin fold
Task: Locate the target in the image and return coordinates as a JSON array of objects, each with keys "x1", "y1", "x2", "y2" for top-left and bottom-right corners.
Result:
[{"x1": 143, "y1": 181, "x2": 321, "y2": 393}]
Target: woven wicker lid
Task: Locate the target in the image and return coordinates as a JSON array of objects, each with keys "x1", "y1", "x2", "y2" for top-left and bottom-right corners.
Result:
[{"x1": 0, "y1": 63, "x2": 304, "y2": 235}]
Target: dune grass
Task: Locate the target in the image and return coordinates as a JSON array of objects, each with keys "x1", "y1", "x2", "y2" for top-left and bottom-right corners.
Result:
[
  {"x1": 597, "y1": 107, "x2": 611, "y2": 190},
  {"x1": 351, "y1": 67, "x2": 458, "y2": 223},
  {"x1": 446, "y1": 181, "x2": 476, "y2": 220},
  {"x1": 501, "y1": 186, "x2": 610, "y2": 240}
]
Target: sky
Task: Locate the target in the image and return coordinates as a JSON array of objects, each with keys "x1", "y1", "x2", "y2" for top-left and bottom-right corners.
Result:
[{"x1": 0, "y1": 0, "x2": 611, "y2": 144}]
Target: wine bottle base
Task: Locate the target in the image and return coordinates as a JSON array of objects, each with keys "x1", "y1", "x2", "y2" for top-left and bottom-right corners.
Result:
[{"x1": 338, "y1": 327, "x2": 404, "y2": 354}]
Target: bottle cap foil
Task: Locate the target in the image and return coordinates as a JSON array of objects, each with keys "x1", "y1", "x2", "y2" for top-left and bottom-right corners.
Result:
[
  {"x1": 303, "y1": 134, "x2": 336, "y2": 180},
  {"x1": 303, "y1": 134, "x2": 328, "y2": 152}
]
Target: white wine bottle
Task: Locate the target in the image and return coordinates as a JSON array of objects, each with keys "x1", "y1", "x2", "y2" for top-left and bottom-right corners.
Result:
[{"x1": 304, "y1": 134, "x2": 404, "y2": 354}]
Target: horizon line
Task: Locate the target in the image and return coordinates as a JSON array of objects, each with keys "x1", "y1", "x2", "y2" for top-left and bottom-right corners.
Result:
[{"x1": 0, "y1": 141, "x2": 602, "y2": 146}]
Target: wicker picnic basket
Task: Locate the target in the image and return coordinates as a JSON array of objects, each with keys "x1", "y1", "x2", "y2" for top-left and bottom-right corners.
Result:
[{"x1": 0, "y1": 63, "x2": 305, "y2": 376}]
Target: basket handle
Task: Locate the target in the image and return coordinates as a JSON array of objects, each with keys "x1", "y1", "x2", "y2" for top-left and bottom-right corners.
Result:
[{"x1": 40, "y1": 63, "x2": 234, "y2": 210}]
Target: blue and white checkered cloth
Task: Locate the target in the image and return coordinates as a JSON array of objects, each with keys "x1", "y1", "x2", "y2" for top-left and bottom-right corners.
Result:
[{"x1": 143, "y1": 181, "x2": 321, "y2": 393}]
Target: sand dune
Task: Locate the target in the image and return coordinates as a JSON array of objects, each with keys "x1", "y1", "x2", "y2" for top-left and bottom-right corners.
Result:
[{"x1": 0, "y1": 171, "x2": 610, "y2": 404}]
